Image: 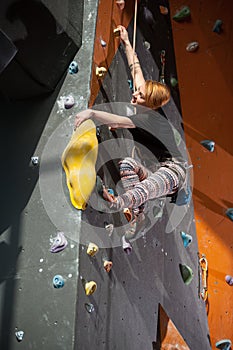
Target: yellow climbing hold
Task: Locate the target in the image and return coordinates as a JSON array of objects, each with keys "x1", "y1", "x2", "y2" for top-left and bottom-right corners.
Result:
[
  {"x1": 61, "y1": 119, "x2": 98, "y2": 210},
  {"x1": 87, "y1": 242, "x2": 99, "y2": 257},
  {"x1": 84, "y1": 280, "x2": 97, "y2": 296}
]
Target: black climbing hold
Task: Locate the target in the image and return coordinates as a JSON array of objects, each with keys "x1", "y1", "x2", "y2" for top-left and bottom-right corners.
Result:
[{"x1": 85, "y1": 302, "x2": 95, "y2": 313}]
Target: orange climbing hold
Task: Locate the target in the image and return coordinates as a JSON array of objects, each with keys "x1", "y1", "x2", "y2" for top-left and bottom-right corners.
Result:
[{"x1": 61, "y1": 120, "x2": 98, "y2": 210}]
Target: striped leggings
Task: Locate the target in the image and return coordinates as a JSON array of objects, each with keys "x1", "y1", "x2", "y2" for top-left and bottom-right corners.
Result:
[{"x1": 114, "y1": 157, "x2": 186, "y2": 212}]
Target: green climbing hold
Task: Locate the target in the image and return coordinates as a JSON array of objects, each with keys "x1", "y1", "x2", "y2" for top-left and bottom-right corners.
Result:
[
  {"x1": 170, "y1": 77, "x2": 178, "y2": 87},
  {"x1": 179, "y1": 264, "x2": 194, "y2": 285},
  {"x1": 173, "y1": 6, "x2": 190, "y2": 22}
]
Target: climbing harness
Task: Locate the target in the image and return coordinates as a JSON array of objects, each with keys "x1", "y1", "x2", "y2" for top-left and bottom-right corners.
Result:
[
  {"x1": 159, "y1": 50, "x2": 166, "y2": 84},
  {"x1": 199, "y1": 254, "x2": 208, "y2": 302}
]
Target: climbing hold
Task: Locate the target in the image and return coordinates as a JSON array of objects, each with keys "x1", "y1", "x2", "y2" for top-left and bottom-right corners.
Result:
[
  {"x1": 175, "y1": 186, "x2": 192, "y2": 206},
  {"x1": 68, "y1": 61, "x2": 79, "y2": 74},
  {"x1": 100, "y1": 39, "x2": 107, "y2": 47},
  {"x1": 225, "y1": 275, "x2": 233, "y2": 286},
  {"x1": 53, "y1": 275, "x2": 65, "y2": 288},
  {"x1": 141, "y1": 4, "x2": 156, "y2": 29},
  {"x1": 86, "y1": 242, "x2": 99, "y2": 257},
  {"x1": 107, "y1": 188, "x2": 115, "y2": 196},
  {"x1": 180, "y1": 231, "x2": 193, "y2": 248},
  {"x1": 104, "y1": 222, "x2": 114, "y2": 235},
  {"x1": 64, "y1": 95, "x2": 75, "y2": 109},
  {"x1": 85, "y1": 302, "x2": 95, "y2": 313},
  {"x1": 173, "y1": 6, "x2": 191, "y2": 22},
  {"x1": 200, "y1": 140, "x2": 215, "y2": 152},
  {"x1": 51, "y1": 232, "x2": 68, "y2": 252},
  {"x1": 122, "y1": 235, "x2": 132, "y2": 255},
  {"x1": 213, "y1": 19, "x2": 223, "y2": 34},
  {"x1": 179, "y1": 264, "x2": 194, "y2": 285},
  {"x1": 96, "y1": 66, "x2": 107, "y2": 78},
  {"x1": 123, "y1": 208, "x2": 133, "y2": 222},
  {"x1": 128, "y1": 79, "x2": 134, "y2": 92},
  {"x1": 61, "y1": 120, "x2": 98, "y2": 210},
  {"x1": 15, "y1": 330, "x2": 24, "y2": 342},
  {"x1": 215, "y1": 339, "x2": 232, "y2": 350},
  {"x1": 50, "y1": 231, "x2": 68, "y2": 253},
  {"x1": 31, "y1": 156, "x2": 39, "y2": 166},
  {"x1": 226, "y1": 208, "x2": 233, "y2": 221},
  {"x1": 186, "y1": 41, "x2": 199, "y2": 52},
  {"x1": 103, "y1": 259, "x2": 113, "y2": 273},
  {"x1": 81, "y1": 277, "x2": 97, "y2": 296},
  {"x1": 170, "y1": 77, "x2": 178, "y2": 87},
  {"x1": 113, "y1": 28, "x2": 121, "y2": 37},
  {"x1": 159, "y1": 6, "x2": 168, "y2": 15},
  {"x1": 143, "y1": 41, "x2": 151, "y2": 50},
  {"x1": 116, "y1": 0, "x2": 125, "y2": 10}
]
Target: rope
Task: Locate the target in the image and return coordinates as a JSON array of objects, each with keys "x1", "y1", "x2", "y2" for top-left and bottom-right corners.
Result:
[{"x1": 132, "y1": 0, "x2": 138, "y2": 92}]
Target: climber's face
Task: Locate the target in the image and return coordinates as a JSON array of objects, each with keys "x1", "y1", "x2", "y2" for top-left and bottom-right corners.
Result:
[{"x1": 131, "y1": 84, "x2": 146, "y2": 106}]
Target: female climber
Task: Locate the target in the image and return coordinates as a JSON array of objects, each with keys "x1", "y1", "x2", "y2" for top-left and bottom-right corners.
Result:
[{"x1": 74, "y1": 26, "x2": 187, "y2": 238}]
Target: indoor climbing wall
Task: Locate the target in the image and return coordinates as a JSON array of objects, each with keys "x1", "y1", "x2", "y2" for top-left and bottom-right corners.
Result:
[
  {"x1": 75, "y1": 1, "x2": 211, "y2": 349},
  {"x1": 169, "y1": 0, "x2": 233, "y2": 348},
  {"x1": 0, "y1": 0, "x2": 97, "y2": 349}
]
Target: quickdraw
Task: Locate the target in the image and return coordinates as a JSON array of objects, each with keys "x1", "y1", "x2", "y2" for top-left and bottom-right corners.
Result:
[
  {"x1": 199, "y1": 254, "x2": 208, "y2": 302},
  {"x1": 160, "y1": 50, "x2": 166, "y2": 84}
]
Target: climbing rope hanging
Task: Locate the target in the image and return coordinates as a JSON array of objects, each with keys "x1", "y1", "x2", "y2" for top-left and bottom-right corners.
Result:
[{"x1": 132, "y1": 0, "x2": 138, "y2": 93}]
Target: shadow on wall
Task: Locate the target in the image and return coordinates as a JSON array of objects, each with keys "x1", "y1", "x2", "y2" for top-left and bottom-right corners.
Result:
[{"x1": 0, "y1": 0, "x2": 83, "y2": 100}]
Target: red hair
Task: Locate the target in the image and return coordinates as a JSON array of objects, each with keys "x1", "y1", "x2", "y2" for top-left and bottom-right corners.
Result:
[{"x1": 144, "y1": 80, "x2": 171, "y2": 109}]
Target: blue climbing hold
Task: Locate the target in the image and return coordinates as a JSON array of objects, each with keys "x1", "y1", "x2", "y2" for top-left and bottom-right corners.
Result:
[
  {"x1": 68, "y1": 61, "x2": 79, "y2": 74},
  {"x1": 175, "y1": 186, "x2": 192, "y2": 206},
  {"x1": 53, "y1": 275, "x2": 65, "y2": 288},
  {"x1": 180, "y1": 231, "x2": 193, "y2": 248},
  {"x1": 107, "y1": 188, "x2": 114, "y2": 196},
  {"x1": 215, "y1": 339, "x2": 231, "y2": 350},
  {"x1": 200, "y1": 140, "x2": 215, "y2": 152},
  {"x1": 213, "y1": 19, "x2": 223, "y2": 34},
  {"x1": 225, "y1": 208, "x2": 233, "y2": 221}
]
